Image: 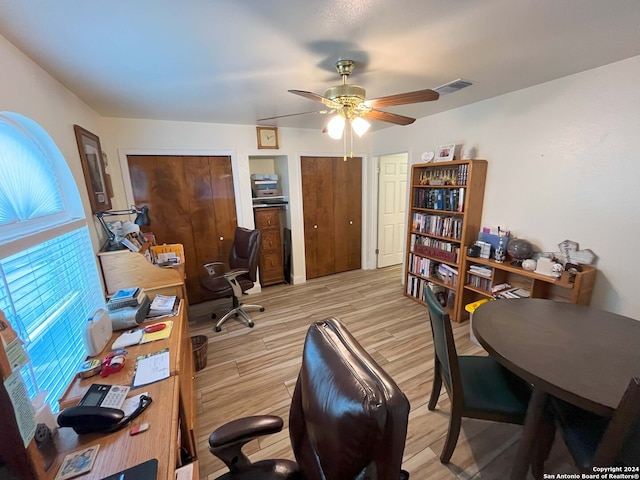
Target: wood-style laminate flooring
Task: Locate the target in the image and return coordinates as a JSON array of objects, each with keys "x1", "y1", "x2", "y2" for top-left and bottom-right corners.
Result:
[{"x1": 188, "y1": 266, "x2": 579, "y2": 480}]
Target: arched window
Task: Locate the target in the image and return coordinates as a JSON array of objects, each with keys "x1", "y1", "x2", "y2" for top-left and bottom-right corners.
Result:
[{"x1": 0, "y1": 112, "x2": 104, "y2": 412}]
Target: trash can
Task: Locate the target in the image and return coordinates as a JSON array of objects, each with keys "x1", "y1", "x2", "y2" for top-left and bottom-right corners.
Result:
[
  {"x1": 191, "y1": 335, "x2": 208, "y2": 372},
  {"x1": 465, "y1": 299, "x2": 490, "y2": 346}
]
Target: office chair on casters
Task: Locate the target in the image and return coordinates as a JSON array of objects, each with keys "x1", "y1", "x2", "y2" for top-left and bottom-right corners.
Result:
[
  {"x1": 208, "y1": 317, "x2": 411, "y2": 480},
  {"x1": 423, "y1": 286, "x2": 532, "y2": 464},
  {"x1": 201, "y1": 227, "x2": 265, "y2": 333}
]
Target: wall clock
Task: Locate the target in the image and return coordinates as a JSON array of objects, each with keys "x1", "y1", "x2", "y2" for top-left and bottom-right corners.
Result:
[{"x1": 256, "y1": 126, "x2": 279, "y2": 149}]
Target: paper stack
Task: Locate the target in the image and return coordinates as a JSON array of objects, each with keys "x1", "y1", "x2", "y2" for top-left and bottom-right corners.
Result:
[{"x1": 148, "y1": 294, "x2": 177, "y2": 317}]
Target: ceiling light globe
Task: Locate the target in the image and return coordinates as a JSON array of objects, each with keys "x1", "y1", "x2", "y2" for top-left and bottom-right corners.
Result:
[
  {"x1": 351, "y1": 117, "x2": 371, "y2": 137},
  {"x1": 327, "y1": 115, "x2": 345, "y2": 140}
]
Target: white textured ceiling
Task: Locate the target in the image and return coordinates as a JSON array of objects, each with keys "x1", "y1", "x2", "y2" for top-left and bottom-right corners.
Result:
[{"x1": 1, "y1": 0, "x2": 639, "y2": 132}]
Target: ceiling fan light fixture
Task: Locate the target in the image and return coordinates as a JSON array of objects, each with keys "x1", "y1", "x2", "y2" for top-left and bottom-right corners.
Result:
[
  {"x1": 327, "y1": 114, "x2": 345, "y2": 139},
  {"x1": 351, "y1": 117, "x2": 370, "y2": 137}
]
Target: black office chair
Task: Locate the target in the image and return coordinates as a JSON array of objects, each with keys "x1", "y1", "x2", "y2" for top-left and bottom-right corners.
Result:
[
  {"x1": 201, "y1": 227, "x2": 265, "y2": 332},
  {"x1": 208, "y1": 317, "x2": 411, "y2": 479},
  {"x1": 548, "y1": 377, "x2": 640, "y2": 472},
  {"x1": 424, "y1": 286, "x2": 532, "y2": 463}
]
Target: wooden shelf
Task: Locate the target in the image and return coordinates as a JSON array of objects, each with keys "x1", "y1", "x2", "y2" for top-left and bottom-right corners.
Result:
[
  {"x1": 461, "y1": 256, "x2": 596, "y2": 321},
  {"x1": 404, "y1": 160, "x2": 488, "y2": 322}
]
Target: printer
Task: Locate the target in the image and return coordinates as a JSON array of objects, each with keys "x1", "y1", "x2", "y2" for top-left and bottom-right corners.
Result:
[{"x1": 251, "y1": 174, "x2": 280, "y2": 198}]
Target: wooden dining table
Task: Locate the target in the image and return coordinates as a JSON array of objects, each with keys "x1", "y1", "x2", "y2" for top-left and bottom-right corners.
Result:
[{"x1": 472, "y1": 298, "x2": 640, "y2": 479}]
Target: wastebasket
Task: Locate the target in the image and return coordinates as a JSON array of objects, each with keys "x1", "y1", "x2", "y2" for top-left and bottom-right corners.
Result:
[
  {"x1": 191, "y1": 335, "x2": 208, "y2": 372},
  {"x1": 465, "y1": 299, "x2": 490, "y2": 346}
]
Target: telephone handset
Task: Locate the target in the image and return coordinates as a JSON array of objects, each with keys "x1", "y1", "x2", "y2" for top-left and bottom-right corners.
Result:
[{"x1": 58, "y1": 394, "x2": 152, "y2": 434}]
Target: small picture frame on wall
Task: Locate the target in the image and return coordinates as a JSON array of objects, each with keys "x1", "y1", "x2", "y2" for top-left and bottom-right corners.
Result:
[
  {"x1": 435, "y1": 143, "x2": 455, "y2": 162},
  {"x1": 74, "y1": 125, "x2": 112, "y2": 213}
]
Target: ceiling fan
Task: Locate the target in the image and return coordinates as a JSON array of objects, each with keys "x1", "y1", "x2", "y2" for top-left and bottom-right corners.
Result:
[{"x1": 257, "y1": 59, "x2": 440, "y2": 139}]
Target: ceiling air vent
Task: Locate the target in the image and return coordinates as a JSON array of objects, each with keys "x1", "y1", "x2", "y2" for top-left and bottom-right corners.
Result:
[{"x1": 434, "y1": 79, "x2": 473, "y2": 96}]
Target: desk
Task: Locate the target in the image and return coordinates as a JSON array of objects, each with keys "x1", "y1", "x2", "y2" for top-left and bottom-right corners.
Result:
[
  {"x1": 50, "y1": 377, "x2": 179, "y2": 479},
  {"x1": 59, "y1": 303, "x2": 186, "y2": 409},
  {"x1": 472, "y1": 298, "x2": 640, "y2": 479},
  {"x1": 58, "y1": 299, "x2": 196, "y2": 462}
]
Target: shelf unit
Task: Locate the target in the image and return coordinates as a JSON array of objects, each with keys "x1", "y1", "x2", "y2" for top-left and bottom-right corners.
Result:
[
  {"x1": 404, "y1": 159, "x2": 487, "y2": 322},
  {"x1": 460, "y1": 256, "x2": 596, "y2": 320},
  {"x1": 254, "y1": 206, "x2": 286, "y2": 286}
]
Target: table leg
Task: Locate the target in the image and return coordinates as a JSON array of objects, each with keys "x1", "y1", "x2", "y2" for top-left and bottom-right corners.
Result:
[{"x1": 511, "y1": 386, "x2": 548, "y2": 480}]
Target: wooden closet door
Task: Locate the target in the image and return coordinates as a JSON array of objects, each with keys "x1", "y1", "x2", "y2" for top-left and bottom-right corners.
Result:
[
  {"x1": 301, "y1": 157, "x2": 335, "y2": 279},
  {"x1": 128, "y1": 155, "x2": 236, "y2": 303},
  {"x1": 333, "y1": 156, "x2": 362, "y2": 273},
  {"x1": 301, "y1": 156, "x2": 361, "y2": 279}
]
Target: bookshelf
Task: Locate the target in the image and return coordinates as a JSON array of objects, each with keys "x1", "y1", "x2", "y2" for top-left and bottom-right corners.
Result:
[
  {"x1": 460, "y1": 256, "x2": 596, "y2": 320},
  {"x1": 404, "y1": 159, "x2": 488, "y2": 322}
]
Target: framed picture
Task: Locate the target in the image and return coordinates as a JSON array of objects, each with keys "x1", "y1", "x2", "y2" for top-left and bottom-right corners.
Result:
[
  {"x1": 435, "y1": 143, "x2": 455, "y2": 162},
  {"x1": 74, "y1": 125, "x2": 112, "y2": 213},
  {"x1": 256, "y1": 126, "x2": 279, "y2": 149}
]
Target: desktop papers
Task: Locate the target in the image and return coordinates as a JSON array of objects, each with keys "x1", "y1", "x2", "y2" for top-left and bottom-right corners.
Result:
[
  {"x1": 132, "y1": 348, "x2": 170, "y2": 388},
  {"x1": 112, "y1": 329, "x2": 144, "y2": 349}
]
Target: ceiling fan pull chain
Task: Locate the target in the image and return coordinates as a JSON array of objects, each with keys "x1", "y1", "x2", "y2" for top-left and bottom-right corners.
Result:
[{"x1": 343, "y1": 129, "x2": 348, "y2": 161}]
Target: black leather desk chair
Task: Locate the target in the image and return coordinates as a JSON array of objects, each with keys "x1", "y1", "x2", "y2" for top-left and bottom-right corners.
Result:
[
  {"x1": 207, "y1": 317, "x2": 411, "y2": 479},
  {"x1": 201, "y1": 227, "x2": 264, "y2": 332}
]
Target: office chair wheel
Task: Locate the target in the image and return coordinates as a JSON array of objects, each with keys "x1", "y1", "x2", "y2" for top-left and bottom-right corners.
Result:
[
  {"x1": 248, "y1": 321, "x2": 254, "y2": 328},
  {"x1": 215, "y1": 326, "x2": 222, "y2": 332},
  {"x1": 260, "y1": 307, "x2": 265, "y2": 312}
]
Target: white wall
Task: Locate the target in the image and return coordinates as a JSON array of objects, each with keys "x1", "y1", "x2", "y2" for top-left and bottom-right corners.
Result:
[
  {"x1": 2, "y1": 31, "x2": 638, "y2": 318},
  {"x1": 0, "y1": 34, "x2": 106, "y2": 251},
  {"x1": 372, "y1": 56, "x2": 640, "y2": 318}
]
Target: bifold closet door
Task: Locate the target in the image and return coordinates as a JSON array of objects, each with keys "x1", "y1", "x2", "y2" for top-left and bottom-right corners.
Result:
[
  {"x1": 127, "y1": 155, "x2": 237, "y2": 304},
  {"x1": 301, "y1": 156, "x2": 362, "y2": 279},
  {"x1": 301, "y1": 156, "x2": 335, "y2": 279},
  {"x1": 333, "y1": 156, "x2": 362, "y2": 273}
]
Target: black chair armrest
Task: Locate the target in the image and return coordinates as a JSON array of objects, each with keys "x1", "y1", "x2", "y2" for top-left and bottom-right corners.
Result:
[
  {"x1": 209, "y1": 415, "x2": 283, "y2": 471},
  {"x1": 223, "y1": 268, "x2": 249, "y2": 281},
  {"x1": 203, "y1": 261, "x2": 225, "y2": 276}
]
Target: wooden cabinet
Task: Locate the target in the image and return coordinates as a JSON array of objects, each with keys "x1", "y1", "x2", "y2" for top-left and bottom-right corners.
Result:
[
  {"x1": 404, "y1": 160, "x2": 487, "y2": 322},
  {"x1": 254, "y1": 207, "x2": 285, "y2": 286},
  {"x1": 460, "y1": 256, "x2": 596, "y2": 319},
  {"x1": 301, "y1": 156, "x2": 362, "y2": 279}
]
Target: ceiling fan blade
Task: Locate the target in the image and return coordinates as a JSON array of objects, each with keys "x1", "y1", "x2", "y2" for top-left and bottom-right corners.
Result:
[
  {"x1": 365, "y1": 89, "x2": 439, "y2": 108},
  {"x1": 257, "y1": 110, "x2": 328, "y2": 122},
  {"x1": 364, "y1": 109, "x2": 416, "y2": 126},
  {"x1": 289, "y1": 90, "x2": 343, "y2": 109}
]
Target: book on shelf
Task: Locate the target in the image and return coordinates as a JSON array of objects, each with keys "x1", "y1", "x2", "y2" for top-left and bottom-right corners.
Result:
[
  {"x1": 107, "y1": 287, "x2": 146, "y2": 310},
  {"x1": 494, "y1": 287, "x2": 530, "y2": 299},
  {"x1": 469, "y1": 264, "x2": 492, "y2": 276},
  {"x1": 148, "y1": 294, "x2": 178, "y2": 316},
  {"x1": 120, "y1": 234, "x2": 140, "y2": 252}
]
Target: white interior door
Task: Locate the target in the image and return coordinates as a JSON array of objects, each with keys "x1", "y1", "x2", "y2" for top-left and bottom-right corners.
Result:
[{"x1": 376, "y1": 153, "x2": 408, "y2": 268}]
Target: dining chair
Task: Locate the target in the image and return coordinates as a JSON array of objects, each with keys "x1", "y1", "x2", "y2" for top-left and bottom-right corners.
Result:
[
  {"x1": 423, "y1": 286, "x2": 532, "y2": 463},
  {"x1": 549, "y1": 377, "x2": 640, "y2": 472},
  {"x1": 207, "y1": 317, "x2": 411, "y2": 479},
  {"x1": 201, "y1": 227, "x2": 265, "y2": 332}
]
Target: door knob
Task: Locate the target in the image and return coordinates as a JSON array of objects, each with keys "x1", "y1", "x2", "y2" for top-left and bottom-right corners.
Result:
[
  {"x1": 314, "y1": 225, "x2": 318, "y2": 229},
  {"x1": 219, "y1": 236, "x2": 224, "y2": 241}
]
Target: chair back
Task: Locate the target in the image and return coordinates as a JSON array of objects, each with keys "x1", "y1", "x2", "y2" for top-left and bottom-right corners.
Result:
[
  {"x1": 594, "y1": 377, "x2": 640, "y2": 467},
  {"x1": 289, "y1": 318, "x2": 410, "y2": 480},
  {"x1": 423, "y1": 286, "x2": 461, "y2": 397},
  {"x1": 228, "y1": 227, "x2": 261, "y2": 283}
]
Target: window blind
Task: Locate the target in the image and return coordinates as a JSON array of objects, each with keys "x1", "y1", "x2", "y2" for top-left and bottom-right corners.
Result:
[{"x1": 0, "y1": 227, "x2": 103, "y2": 411}]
